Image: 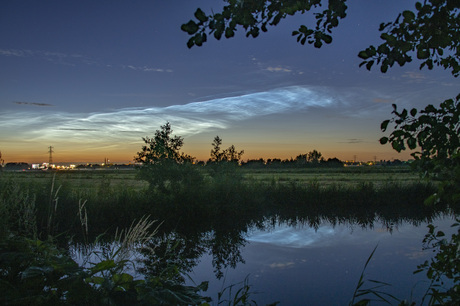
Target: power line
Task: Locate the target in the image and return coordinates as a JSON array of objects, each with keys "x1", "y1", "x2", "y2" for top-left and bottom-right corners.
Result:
[{"x1": 48, "y1": 146, "x2": 54, "y2": 164}]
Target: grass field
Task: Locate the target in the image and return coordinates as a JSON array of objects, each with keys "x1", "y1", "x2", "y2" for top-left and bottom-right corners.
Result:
[
  {"x1": 240, "y1": 166, "x2": 420, "y2": 187},
  {"x1": 2, "y1": 165, "x2": 438, "y2": 239},
  {"x1": 0, "y1": 165, "x2": 421, "y2": 190}
]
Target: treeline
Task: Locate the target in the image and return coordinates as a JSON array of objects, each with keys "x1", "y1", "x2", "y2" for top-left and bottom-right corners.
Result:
[
  {"x1": 2, "y1": 162, "x2": 30, "y2": 170},
  {"x1": 240, "y1": 156, "x2": 344, "y2": 168},
  {"x1": 1, "y1": 123, "x2": 406, "y2": 171},
  {"x1": 135, "y1": 126, "x2": 347, "y2": 170}
]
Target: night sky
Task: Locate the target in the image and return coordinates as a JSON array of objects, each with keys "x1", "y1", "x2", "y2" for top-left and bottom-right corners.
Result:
[{"x1": 1, "y1": 0, "x2": 458, "y2": 164}]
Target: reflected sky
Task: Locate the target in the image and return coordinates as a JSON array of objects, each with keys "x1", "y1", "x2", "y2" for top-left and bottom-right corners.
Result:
[
  {"x1": 246, "y1": 217, "x2": 457, "y2": 249},
  {"x1": 246, "y1": 224, "x2": 337, "y2": 248},
  {"x1": 189, "y1": 216, "x2": 456, "y2": 305}
]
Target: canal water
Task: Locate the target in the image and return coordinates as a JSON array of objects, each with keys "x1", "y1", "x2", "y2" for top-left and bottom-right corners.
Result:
[
  {"x1": 186, "y1": 216, "x2": 456, "y2": 305},
  {"x1": 70, "y1": 214, "x2": 456, "y2": 305}
]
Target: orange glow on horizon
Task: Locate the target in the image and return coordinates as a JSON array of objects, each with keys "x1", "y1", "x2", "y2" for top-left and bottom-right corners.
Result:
[{"x1": 2, "y1": 144, "x2": 413, "y2": 165}]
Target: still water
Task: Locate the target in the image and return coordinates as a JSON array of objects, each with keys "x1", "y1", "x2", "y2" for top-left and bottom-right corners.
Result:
[{"x1": 186, "y1": 216, "x2": 455, "y2": 305}]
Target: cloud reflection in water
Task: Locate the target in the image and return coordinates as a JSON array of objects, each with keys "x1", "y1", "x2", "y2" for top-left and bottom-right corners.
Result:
[{"x1": 246, "y1": 224, "x2": 337, "y2": 248}]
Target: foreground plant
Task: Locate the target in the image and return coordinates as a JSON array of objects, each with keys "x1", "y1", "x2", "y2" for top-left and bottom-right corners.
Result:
[
  {"x1": 349, "y1": 245, "x2": 405, "y2": 306},
  {"x1": 0, "y1": 215, "x2": 211, "y2": 305},
  {"x1": 217, "y1": 275, "x2": 262, "y2": 306},
  {"x1": 415, "y1": 220, "x2": 460, "y2": 305}
]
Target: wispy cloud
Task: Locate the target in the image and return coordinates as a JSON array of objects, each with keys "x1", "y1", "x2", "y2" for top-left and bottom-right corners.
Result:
[
  {"x1": 58, "y1": 128, "x2": 99, "y2": 131},
  {"x1": 269, "y1": 262, "x2": 295, "y2": 269},
  {"x1": 373, "y1": 98, "x2": 393, "y2": 104},
  {"x1": 0, "y1": 86, "x2": 337, "y2": 149},
  {"x1": 339, "y1": 138, "x2": 365, "y2": 144},
  {"x1": 0, "y1": 49, "x2": 29, "y2": 56},
  {"x1": 400, "y1": 70, "x2": 434, "y2": 84},
  {"x1": 0, "y1": 48, "x2": 173, "y2": 73},
  {"x1": 402, "y1": 71, "x2": 426, "y2": 80},
  {"x1": 0, "y1": 48, "x2": 86, "y2": 66},
  {"x1": 14, "y1": 101, "x2": 54, "y2": 107},
  {"x1": 250, "y1": 56, "x2": 302, "y2": 75},
  {"x1": 123, "y1": 65, "x2": 173, "y2": 73},
  {"x1": 265, "y1": 66, "x2": 292, "y2": 73}
]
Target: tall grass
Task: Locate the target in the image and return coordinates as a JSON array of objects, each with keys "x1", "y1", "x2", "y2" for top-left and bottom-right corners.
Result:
[
  {"x1": 0, "y1": 179, "x2": 37, "y2": 238},
  {"x1": 0, "y1": 171, "x2": 450, "y2": 242},
  {"x1": 0, "y1": 176, "x2": 212, "y2": 305}
]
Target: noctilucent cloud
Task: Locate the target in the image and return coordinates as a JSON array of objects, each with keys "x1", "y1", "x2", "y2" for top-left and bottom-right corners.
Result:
[{"x1": 1, "y1": 0, "x2": 458, "y2": 163}]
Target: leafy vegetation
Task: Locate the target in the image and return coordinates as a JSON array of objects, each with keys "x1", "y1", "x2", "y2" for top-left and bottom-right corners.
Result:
[
  {"x1": 0, "y1": 175, "x2": 212, "y2": 305},
  {"x1": 182, "y1": 1, "x2": 460, "y2": 76},
  {"x1": 380, "y1": 95, "x2": 460, "y2": 206},
  {"x1": 358, "y1": 0, "x2": 460, "y2": 75},
  {"x1": 414, "y1": 221, "x2": 460, "y2": 305},
  {"x1": 181, "y1": 0, "x2": 347, "y2": 49}
]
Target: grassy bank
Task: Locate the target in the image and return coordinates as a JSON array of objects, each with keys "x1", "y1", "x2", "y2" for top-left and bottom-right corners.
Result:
[{"x1": 0, "y1": 167, "x2": 446, "y2": 240}]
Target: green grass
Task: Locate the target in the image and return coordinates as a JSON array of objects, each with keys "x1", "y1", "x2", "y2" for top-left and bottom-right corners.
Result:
[
  {"x1": 0, "y1": 165, "x2": 420, "y2": 190},
  {"x1": 0, "y1": 166, "x2": 445, "y2": 241},
  {"x1": 242, "y1": 168, "x2": 420, "y2": 187}
]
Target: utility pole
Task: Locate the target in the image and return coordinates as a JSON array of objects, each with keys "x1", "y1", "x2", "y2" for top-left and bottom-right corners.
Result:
[{"x1": 48, "y1": 146, "x2": 54, "y2": 164}]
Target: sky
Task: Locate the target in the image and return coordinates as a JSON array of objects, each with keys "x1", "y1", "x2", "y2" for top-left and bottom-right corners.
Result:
[{"x1": 1, "y1": 0, "x2": 458, "y2": 164}]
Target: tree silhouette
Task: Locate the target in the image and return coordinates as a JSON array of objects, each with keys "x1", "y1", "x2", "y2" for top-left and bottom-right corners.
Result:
[
  {"x1": 135, "y1": 122, "x2": 189, "y2": 164},
  {"x1": 209, "y1": 136, "x2": 244, "y2": 163},
  {"x1": 134, "y1": 122, "x2": 201, "y2": 193},
  {"x1": 210, "y1": 136, "x2": 224, "y2": 162},
  {"x1": 307, "y1": 149, "x2": 323, "y2": 163}
]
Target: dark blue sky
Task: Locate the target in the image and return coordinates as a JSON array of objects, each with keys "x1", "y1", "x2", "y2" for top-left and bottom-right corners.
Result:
[{"x1": 1, "y1": 0, "x2": 458, "y2": 163}]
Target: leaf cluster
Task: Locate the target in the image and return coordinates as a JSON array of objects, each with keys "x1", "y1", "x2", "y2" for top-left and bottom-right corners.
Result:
[
  {"x1": 380, "y1": 95, "x2": 460, "y2": 204},
  {"x1": 359, "y1": 0, "x2": 460, "y2": 76},
  {"x1": 380, "y1": 95, "x2": 459, "y2": 160},
  {"x1": 414, "y1": 220, "x2": 460, "y2": 305},
  {"x1": 181, "y1": 0, "x2": 347, "y2": 49}
]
